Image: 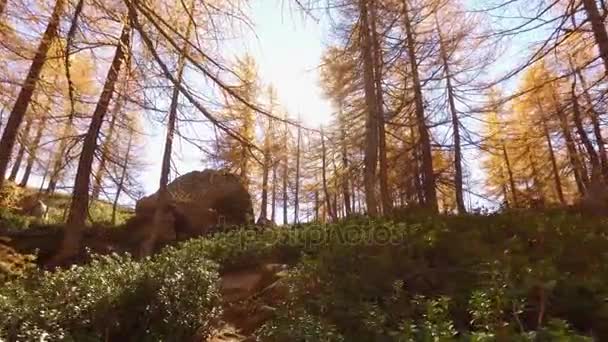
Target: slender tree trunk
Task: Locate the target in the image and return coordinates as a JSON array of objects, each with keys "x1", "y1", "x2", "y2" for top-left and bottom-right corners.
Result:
[
  {"x1": 501, "y1": 181, "x2": 510, "y2": 209},
  {"x1": 527, "y1": 147, "x2": 545, "y2": 203},
  {"x1": 359, "y1": 0, "x2": 379, "y2": 216},
  {"x1": 413, "y1": 147, "x2": 424, "y2": 205},
  {"x1": 403, "y1": 0, "x2": 437, "y2": 212},
  {"x1": 541, "y1": 118, "x2": 565, "y2": 204},
  {"x1": 141, "y1": 7, "x2": 195, "y2": 255},
  {"x1": 0, "y1": 0, "x2": 65, "y2": 189},
  {"x1": 575, "y1": 67, "x2": 608, "y2": 178},
  {"x1": 20, "y1": 113, "x2": 49, "y2": 187},
  {"x1": 582, "y1": 0, "x2": 608, "y2": 74},
  {"x1": 271, "y1": 163, "x2": 277, "y2": 223},
  {"x1": 502, "y1": 144, "x2": 518, "y2": 207},
  {"x1": 293, "y1": 124, "x2": 301, "y2": 223},
  {"x1": 283, "y1": 122, "x2": 288, "y2": 225},
  {"x1": 556, "y1": 102, "x2": 588, "y2": 195},
  {"x1": 258, "y1": 122, "x2": 272, "y2": 223},
  {"x1": 435, "y1": 14, "x2": 465, "y2": 213},
  {"x1": 112, "y1": 127, "x2": 133, "y2": 225},
  {"x1": 369, "y1": 0, "x2": 391, "y2": 214},
  {"x1": 571, "y1": 82, "x2": 601, "y2": 173},
  {"x1": 8, "y1": 117, "x2": 32, "y2": 181},
  {"x1": 314, "y1": 188, "x2": 320, "y2": 222},
  {"x1": 321, "y1": 128, "x2": 336, "y2": 221},
  {"x1": 91, "y1": 92, "x2": 123, "y2": 200},
  {"x1": 339, "y1": 106, "x2": 352, "y2": 216},
  {"x1": 47, "y1": 23, "x2": 130, "y2": 267}
]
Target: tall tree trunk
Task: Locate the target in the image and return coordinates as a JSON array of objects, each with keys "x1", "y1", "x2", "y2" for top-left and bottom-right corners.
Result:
[
  {"x1": 555, "y1": 96, "x2": 588, "y2": 195},
  {"x1": 47, "y1": 23, "x2": 130, "y2": 267},
  {"x1": 412, "y1": 134, "x2": 425, "y2": 205},
  {"x1": 435, "y1": 14, "x2": 465, "y2": 213},
  {"x1": 258, "y1": 121, "x2": 272, "y2": 223},
  {"x1": 0, "y1": 0, "x2": 65, "y2": 189},
  {"x1": 271, "y1": 163, "x2": 277, "y2": 223},
  {"x1": 370, "y1": 0, "x2": 391, "y2": 214},
  {"x1": 8, "y1": 116, "x2": 32, "y2": 181},
  {"x1": 314, "y1": 188, "x2": 320, "y2": 222},
  {"x1": 403, "y1": 0, "x2": 437, "y2": 212},
  {"x1": 582, "y1": 0, "x2": 608, "y2": 74},
  {"x1": 502, "y1": 144, "x2": 518, "y2": 207},
  {"x1": 359, "y1": 0, "x2": 379, "y2": 216},
  {"x1": 20, "y1": 113, "x2": 49, "y2": 187},
  {"x1": 282, "y1": 120, "x2": 289, "y2": 225},
  {"x1": 91, "y1": 91, "x2": 123, "y2": 200},
  {"x1": 141, "y1": 6, "x2": 195, "y2": 256},
  {"x1": 527, "y1": 146, "x2": 545, "y2": 203},
  {"x1": 541, "y1": 117, "x2": 565, "y2": 204},
  {"x1": 293, "y1": 123, "x2": 301, "y2": 223},
  {"x1": 574, "y1": 66, "x2": 608, "y2": 178},
  {"x1": 321, "y1": 128, "x2": 336, "y2": 221},
  {"x1": 571, "y1": 82, "x2": 601, "y2": 173},
  {"x1": 339, "y1": 106, "x2": 352, "y2": 216},
  {"x1": 112, "y1": 126, "x2": 133, "y2": 226},
  {"x1": 501, "y1": 181, "x2": 510, "y2": 208}
]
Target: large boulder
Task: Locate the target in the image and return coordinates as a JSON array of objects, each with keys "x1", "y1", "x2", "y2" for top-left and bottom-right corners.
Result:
[{"x1": 135, "y1": 170, "x2": 254, "y2": 239}]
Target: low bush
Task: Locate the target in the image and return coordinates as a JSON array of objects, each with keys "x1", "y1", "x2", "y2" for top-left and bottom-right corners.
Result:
[
  {"x1": 0, "y1": 245, "x2": 221, "y2": 341},
  {"x1": 256, "y1": 212, "x2": 608, "y2": 340}
]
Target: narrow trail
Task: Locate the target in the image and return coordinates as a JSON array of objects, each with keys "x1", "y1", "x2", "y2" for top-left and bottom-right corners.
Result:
[{"x1": 208, "y1": 263, "x2": 289, "y2": 341}]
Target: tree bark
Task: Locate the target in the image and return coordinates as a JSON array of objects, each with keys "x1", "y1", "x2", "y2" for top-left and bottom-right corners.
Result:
[
  {"x1": 403, "y1": 0, "x2": 437, "y2": 212},
  {"x1": 339, "y1": 106, "x2": 352, "y2": 216},
  {"x1": 282, "y1": 120, "x2": 289, "y2": 225},
  {"x1": 321, "y1": 127, "x2": 336, "y2": 221},
  {"x1": 8, "y1": 116, "x2": 32, "y2": 182},
  {"x1": 571, "y1": 82, "x2": 601, "y2": 174},
  {"x1": 556, "y1": 103, "x2": 587, "y2": 195},
  {"x1": 271, "y1": 162, "x2": 277, "y2": 223},
  {"x1": 359, "y1": 0, "x2": 379, "y2": 216},
  {"x1": 91, "y1": 91, "x2": 123, "y2": 200},
  {"x1": 370, "y1": 0, "x2": 391, "y2": 214},
  {"x1": 0, "y1": 0, "x2": 65, "y2": 189},
  {"x1": 435, "y1": 13, "x2": 466, "y2": 213},
  {"x1": 293, "y1": 123, "x2": 301, "y2": 223},
  {"x1": 574, "y1": 67, "x2": 608, "y2": 178},
  {"x1": 20, "y1": 113, "x2": 49, "y2": 187},
  {"x1": 112, "y1": 126, "x2": 133, "y2": 225},
  {"x1": 541, "y1": 117, "x2": 565, "y2": 204},
  {"x1": 47, "y1": 23, "x2": 130, "y2": 267},
  {"x1": 258, "y1": 119, "x2": 272, "y2": 223},
  {"x1": 141, "y1": 6, "x2": 195, "y2": 256},
  {"x1": 502, "y1": 144, "x2": 518, "y2": 207},
  {"x1": 582, "y1": 0, "x2": 608, "y2": 75}
]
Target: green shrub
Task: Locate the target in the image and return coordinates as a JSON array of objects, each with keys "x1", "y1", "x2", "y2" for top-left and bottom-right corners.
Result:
[
  {"x1": 255, "y1": 213, "x2": 608, "y2": 340},
  {"x1": 0, "y1": 246, "x2": 221, "y2": 341},
  {"x1": 0, "y1": 207, "x2": 31, "y2": 230}
]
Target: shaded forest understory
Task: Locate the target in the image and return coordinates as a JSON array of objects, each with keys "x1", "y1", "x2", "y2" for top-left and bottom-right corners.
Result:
[{"x1": 2, "y1": 207, "x2": 608, "y2": 341}]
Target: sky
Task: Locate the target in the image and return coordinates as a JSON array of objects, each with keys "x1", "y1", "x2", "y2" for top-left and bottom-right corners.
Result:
[{"x1": 140, "y1": 0, "x2": 334, "y2": 197}]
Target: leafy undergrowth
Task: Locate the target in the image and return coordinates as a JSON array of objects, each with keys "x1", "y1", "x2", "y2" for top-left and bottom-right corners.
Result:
[{"x1": 2, "y1": 209, "x2": 608, "y2": 340}]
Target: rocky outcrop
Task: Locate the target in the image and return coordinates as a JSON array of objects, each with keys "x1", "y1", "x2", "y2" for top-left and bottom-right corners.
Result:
[{"x1": 136, "y1": 170, "x2": 254, "y2": 240}]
